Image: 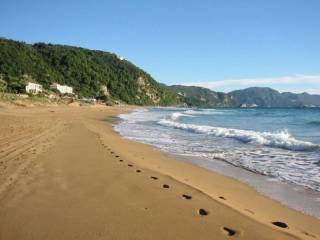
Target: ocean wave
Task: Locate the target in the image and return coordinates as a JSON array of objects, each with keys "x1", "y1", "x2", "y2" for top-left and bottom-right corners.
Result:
[
  {"x1": 170, "y1": 112, "x2": 191, "y2": 120},
  {"x1": 169, "y1": 109, "x2": 224, "y2": 120},
  {"x1": 118, "y1": 108, "x2": 163, "y2": 123},
  {"x1": 158, "y1": 119, "x2": 319, "y2": 151}
]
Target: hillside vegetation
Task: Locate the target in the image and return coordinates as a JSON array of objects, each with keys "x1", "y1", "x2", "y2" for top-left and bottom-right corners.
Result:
[
  {"x1": 1, "y1": 37, "x2": 319, "y2": 108},
  {"x1": 0, "y1": 38, "x2": 178, "y2": 105}
]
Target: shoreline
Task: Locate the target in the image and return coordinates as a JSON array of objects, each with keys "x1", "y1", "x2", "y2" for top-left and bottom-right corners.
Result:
[
  {"x1": 106, "y1": 108, "x2": 320, "y2": 237},
  {"x1": 113, "y1": 107, "x2": 320, "y2": 219},
  {"x1": 0, "y1": 104, "x2": 319, "y2": 239},
  {"x1": 170, "y1": 153, "x2": 320, "y2": 219}
]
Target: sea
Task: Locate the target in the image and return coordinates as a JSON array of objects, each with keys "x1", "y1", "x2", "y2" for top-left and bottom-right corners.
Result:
[{"x1": 114, "y1": 107, "x2": 320, "y2": 218}]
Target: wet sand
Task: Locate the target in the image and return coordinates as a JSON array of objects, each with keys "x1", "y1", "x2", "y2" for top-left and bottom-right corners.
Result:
[
  {"x1": 170, "y1": 153, "x2": 320, "y2": 219},
  {"x1": 0, "y1": 103, "x2": 319, "y2": 240}
]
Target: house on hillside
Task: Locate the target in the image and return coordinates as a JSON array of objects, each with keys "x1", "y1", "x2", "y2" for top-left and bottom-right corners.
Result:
[
  {"x1": 25, "y1": 82, "x2": 43, "y2": 94},
  {"x1": 50, "y1": 83, "x2": 73, "y2": 94}
]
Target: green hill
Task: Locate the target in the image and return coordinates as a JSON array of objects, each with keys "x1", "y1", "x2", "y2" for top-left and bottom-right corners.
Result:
[
  {"x1": 0, "y1": 38, "x2": 178, "y2": 105},
  {"x1": 1, "y1": 38, "x2": 320, "y2": 108}
]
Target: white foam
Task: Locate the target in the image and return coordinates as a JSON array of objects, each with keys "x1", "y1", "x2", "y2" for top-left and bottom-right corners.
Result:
[
  {"x1": 118, "y1": 108, "x2": 164, "y2": 123},
  {"x1": 185, "y1": 109, "x2": 225, "y2": 115},
  {"x1": 116, "y1": 108, "x2": 320, "y2": 188},
  {"x1": 170, "y1": 112, "x2": 190, "y2": 120},
  {"x1": 169, "y1": 109, "x2": 226, "y2": 120},
  {"x1": 158, "y1": 119, "x2": 319, "y2": 151}
]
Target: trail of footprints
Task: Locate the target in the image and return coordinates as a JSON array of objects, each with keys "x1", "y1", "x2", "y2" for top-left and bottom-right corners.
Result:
[
  {"x1": 0, "y1": 121, "x2": 67, "y2": 197},
  {"x1": 99, "y1": 140, "x2": 315, "y2": 239}
]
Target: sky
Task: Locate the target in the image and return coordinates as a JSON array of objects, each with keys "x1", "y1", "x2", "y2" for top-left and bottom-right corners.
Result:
[{"x1": 1, "y1": 0, "x2": 320, "y2": 94}]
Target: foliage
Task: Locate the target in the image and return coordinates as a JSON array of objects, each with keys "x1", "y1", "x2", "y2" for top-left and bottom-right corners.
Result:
[
  {"x1": 0, "y1": 78, "x2": 7, "y2": 92},
  {"x1": 3, "y1": 38, "x2": 317, "y2": 108},
  {"x1": 0, "y1": 38, "x2": 178, "y2": 105}
]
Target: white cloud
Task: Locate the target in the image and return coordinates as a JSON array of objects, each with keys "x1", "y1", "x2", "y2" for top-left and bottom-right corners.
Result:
[{"x1": 184, "y1": 74, "x2": 320, "y2": 94}]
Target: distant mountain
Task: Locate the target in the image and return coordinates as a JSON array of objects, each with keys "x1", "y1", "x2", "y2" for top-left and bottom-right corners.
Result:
[
  {"x1": 0, "y1": 37, "x2": 178, "y2": 105},
  {"x1": 165, "y1": 86, "x2": 320, "y2": 108},
  {"x1": 166, "y1": 85, "x2": 237, "y2": 107},
  {"x1": 229, "y1": 87, "x2": 302, "y2": 107},
  {"x1": 282, "y1": 92, "x2": 320, "y2": 107},
  {"x1": 229, "y1": 87, "x2": 320, "y2": 107}
]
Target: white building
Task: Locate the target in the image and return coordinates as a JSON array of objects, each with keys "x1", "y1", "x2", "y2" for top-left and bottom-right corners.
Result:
[
  {"x1": 50, "y1": 83, "x2": 73, "y2": 94},
  {"x1": 25, "y1": 82, "x2": 43, "y2": 94}
]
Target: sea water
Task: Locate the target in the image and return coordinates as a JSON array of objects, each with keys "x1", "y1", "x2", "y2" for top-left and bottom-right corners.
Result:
[{"x1": 114, "y1": 107, "x2": 320, "y2": 217}]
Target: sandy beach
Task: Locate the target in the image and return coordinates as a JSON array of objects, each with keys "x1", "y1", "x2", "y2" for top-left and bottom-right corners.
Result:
[{"x1": 0, "y1": 103, "x2": 319, "y2": 240}]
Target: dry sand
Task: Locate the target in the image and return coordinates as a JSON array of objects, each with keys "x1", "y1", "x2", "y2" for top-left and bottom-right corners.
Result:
[{"x1": 0, "y1": 103, "x2": 319, "y2": 240}]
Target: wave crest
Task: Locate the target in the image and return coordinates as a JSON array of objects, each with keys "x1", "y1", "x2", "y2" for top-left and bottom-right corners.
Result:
[
  {"x1": 170, "y1": 112, "x2": 190, "y2": 120},
  {"x1": 158, "y1": 119, "x2": 319, "y2": 151}
]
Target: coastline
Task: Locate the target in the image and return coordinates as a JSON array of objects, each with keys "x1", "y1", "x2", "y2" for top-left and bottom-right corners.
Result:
[
  {"x1": 169, "y1": 153, "x2": 320, "y2": 219},
  {"x1": 0, "y1": 103, "x2": 319, "y2": 239},
  {"x1": 114, "y1": 107, "x2": 320, "y2": 218}
]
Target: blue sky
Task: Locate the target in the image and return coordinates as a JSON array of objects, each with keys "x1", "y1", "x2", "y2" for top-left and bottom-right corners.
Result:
[{"x1": 1, "y1": 0, "x2": 320, "y2": 93}]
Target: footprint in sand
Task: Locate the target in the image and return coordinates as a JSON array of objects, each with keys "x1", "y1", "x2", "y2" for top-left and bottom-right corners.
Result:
[
  {"x1": 219, "y1": 196, "x2": 226, "y2": 200},
  {"x1": 136, "y1": 169, "x2": 141, "y2": 173},
  {"x1": 198, "y1": 209, "x2": 209, "y2": 216},
  {"x1": 128, "y1": 164, "x2": 133, "y2": 167},
  {"x1": 301, "y1": 231, "x2": 316, "y2": 238},
  {"x1": 223, "y1": 227, "x2": 237, "y2": 236},
  {"x1": 119, "y1": 160, "x2": 123, "y2": 162},
  {"x1": 244, "y1": 209, "x2": 254, "y2": 215},
  {"x1": 162, "y1": 184, "x2": 170, "y2": 188},
  {"x1": 110, "y1": 152, "x2": 114, "y2": 154},
  {"x1": 151, "y1": 176, "x2": 158, "y2": 180},
  {"x1": 182, "y1": 194, "x2": 192, "y2": 200},
  {"x1": 272, "y1": 221, "x2": 288, "y2": 228},
  {"x1": 115, "y1": 155, "x2": 120, "y2": 158}
]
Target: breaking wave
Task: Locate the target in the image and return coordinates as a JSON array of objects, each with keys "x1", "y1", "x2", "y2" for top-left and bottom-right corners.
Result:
[
  {"x1": 159, "y1": 112, "x2": 319, "y2": 151},
  {"x1": 170, "y1": 112, "x2": 190, "y2": 120}
]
